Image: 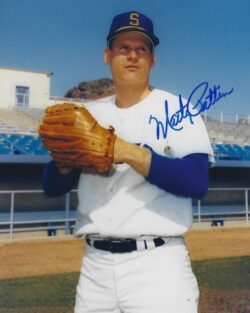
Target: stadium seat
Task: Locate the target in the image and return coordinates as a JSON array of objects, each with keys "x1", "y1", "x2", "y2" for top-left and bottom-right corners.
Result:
[
  {"x1": 35, "y1": 143, "x2": 48, "y2": 155},
  {"x1": 6, "y1": 133, "x2": 250, "y2": 160},
  {"x1": 211, "y1": 219, "x2": 224, "y2": 226},
  {"x1": 0, "y1": 144, "x2": 12, "y2": 154},
  {"x1": 8, "y1": 134, "x2": 21, "y2": 143},
  {"x1": 213, "y1": 143, "x2": 250, "y2": 161}
]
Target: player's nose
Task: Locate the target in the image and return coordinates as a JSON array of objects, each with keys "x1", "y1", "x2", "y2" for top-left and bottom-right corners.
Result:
[{"x1": 127, "y1": 49, "x2": 138, "y2": 60}]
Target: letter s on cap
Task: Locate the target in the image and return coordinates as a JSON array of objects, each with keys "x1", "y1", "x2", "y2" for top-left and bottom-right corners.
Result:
[{"x1": 130, "y1": 12, "x2": 139, "y2": 26}]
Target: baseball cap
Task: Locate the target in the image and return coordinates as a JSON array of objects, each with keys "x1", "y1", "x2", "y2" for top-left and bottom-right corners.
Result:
[{"x1": 107, "y1": 11, "x2": 159, "y2": 48}]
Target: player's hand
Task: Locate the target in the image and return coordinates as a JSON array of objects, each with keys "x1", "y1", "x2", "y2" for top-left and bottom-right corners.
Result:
[{"x1": 38, "y1": 103, "x2": 116, "y2": 173}]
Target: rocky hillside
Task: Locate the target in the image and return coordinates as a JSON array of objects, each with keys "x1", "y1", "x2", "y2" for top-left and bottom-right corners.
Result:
[{"x1": 65, "y1": 78, "x2": 114, "y2": 100}]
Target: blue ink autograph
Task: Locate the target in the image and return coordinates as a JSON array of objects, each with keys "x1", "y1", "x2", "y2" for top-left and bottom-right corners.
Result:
[{"x1": 148, "y1": 82, "x2": 234, "y2": 140}]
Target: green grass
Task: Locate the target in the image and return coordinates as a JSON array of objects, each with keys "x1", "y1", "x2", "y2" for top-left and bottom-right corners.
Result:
[
  {"x1": 0, "y1": 256, "x2": 249, "y2": 309},
  {"x1": 0, "y1": 272, "x2": 79, "y2": 308},
  {"x1": 192, "y1": 256, "x2": 250, "y2": 291}
]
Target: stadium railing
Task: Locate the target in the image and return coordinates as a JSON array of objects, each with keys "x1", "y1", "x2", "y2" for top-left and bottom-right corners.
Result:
[
  {"x1": 0, "y1": 189, "x2": 77, "y2": 240},
  {"x1": 203, "y1": 111, "x2": 250, "y2": 125},
  {"x1": 0, "y1": 188, "x2": 249, "y2": 240}
]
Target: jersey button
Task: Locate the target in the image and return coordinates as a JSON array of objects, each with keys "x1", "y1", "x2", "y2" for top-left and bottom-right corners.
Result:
[{"x1": 164, "y1": 146, "x2": 171, "y2": 155}]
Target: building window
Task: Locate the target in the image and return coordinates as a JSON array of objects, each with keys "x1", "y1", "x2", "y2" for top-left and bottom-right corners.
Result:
[{"x1": 15, "y1": 86, "x2": 29, "y2": 106}]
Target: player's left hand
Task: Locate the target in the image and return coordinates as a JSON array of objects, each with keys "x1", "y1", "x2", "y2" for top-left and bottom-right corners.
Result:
[{"x1": 38, "y1": 103, "x2": 116, "y2": 173}]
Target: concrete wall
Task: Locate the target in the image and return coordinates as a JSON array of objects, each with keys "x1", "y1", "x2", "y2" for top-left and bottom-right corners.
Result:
[
  {"x1": 0, "y1": 163, "x2": 78, "y2": 213},
  {"x1": 0, "y1": 68, "x2": 52, "y2": 109}
]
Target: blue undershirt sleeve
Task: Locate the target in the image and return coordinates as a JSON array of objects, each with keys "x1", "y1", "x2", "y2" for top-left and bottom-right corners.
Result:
[
  {"x1": 145, "y1": 151, "x2": 209, "y2": 199},
  {"x1": 42, "y1": 160, "x2": 81, "y2": 197}
]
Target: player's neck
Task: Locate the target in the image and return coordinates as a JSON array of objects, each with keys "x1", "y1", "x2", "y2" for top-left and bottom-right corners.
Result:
[{"x1": 114, "y1": 82, "x2": 152, "y2": 108}]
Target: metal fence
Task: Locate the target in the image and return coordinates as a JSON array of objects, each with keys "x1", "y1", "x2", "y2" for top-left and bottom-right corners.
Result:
[
  {"x1": 0, "y1": 188, "x2": 249, "y2": 240},
  {"x1": 0, "y1": 189, "x2": 77, "y2": 240},
  {"x1": 194, "y1": 188, "x2": 249, "y2": 225},
  {"x1": 203, "y1": 111, "x2": 250, "y2": 124}
]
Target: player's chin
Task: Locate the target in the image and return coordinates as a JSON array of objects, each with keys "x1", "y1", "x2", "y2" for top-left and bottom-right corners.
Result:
[
  {"x1": 121, "y1": 72, "x2": 145, "y2": 81},
  {"x1": 127, "y1": 68, "x2": 150, "y2": 78}
]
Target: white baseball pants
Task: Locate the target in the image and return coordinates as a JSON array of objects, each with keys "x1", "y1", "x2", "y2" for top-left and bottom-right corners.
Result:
[{"x1": 74, "y1": 237, "x2": 199, "y2": 313}]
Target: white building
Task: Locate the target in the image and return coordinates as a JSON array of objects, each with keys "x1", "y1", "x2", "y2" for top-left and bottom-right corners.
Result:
[{"x1": 0, "y1": 67, "x2": 53, "y2": 108}]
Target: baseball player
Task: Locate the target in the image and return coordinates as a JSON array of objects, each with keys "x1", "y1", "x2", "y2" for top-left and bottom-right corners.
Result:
[{"x1": 40, "y1": 11, "x2": 214, "y2": 313}]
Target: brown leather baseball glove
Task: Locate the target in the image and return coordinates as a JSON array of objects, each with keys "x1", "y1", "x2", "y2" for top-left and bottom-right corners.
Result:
[{"x1": 38, "y1": 103, "x2": 116, "y2": 173}]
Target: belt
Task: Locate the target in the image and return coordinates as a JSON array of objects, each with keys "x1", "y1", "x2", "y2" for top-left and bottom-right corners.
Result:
[{"x1": 86, "y1": 237, "x2": 166, "y2": 253}]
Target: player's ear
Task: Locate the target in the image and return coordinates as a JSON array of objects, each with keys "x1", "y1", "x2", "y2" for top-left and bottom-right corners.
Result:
[
  {"x1": 151, "y1": 51, "x2": 156, "y2": 68},
  {"x1": 103, "y1": 48, "x2": 110, "y2": 65}
]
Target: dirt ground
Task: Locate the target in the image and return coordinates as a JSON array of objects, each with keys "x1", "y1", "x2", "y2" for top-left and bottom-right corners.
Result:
[{"x1": 0, "y1": 226, "x2": 249, "y2": 280}]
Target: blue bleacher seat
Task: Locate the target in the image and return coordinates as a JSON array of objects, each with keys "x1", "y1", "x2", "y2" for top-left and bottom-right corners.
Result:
[
  {"x1": 223, "y1": 144, "x2": 241, "y2": 160},
  {"x1": 35, "y1": 145, "x2": 48, "y2": 155},
  {"x1": 213, "y1": 144, "x2": 230, "y2": 159},
  {"x1": 0, "y1": 133, "x2": 49, "y2": 156},
  {"x1": 3, "y1": 133, "x2": 248, "y2": 161},
  {"x1": 34, "y1": 137, "x2": 48, "y2": 155},
  {"x1": 24, "y1": 138, "x2": 41, "y2": 154},
  {"x1": 9, "y1": 134, "x2": 21, "y2": 143},
  {"x1": 0, "y1": 144, "x2": 12, "y2": 154},
  {"x1": 214, "y1": 143, "x2": 250, "y2": 161},
  {"x1": 17, "y1": 135, "x2": 34, "y2": 146}
]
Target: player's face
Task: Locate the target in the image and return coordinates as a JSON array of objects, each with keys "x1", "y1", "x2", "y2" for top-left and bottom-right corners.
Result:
[{"x1": 104, "y1": 32, "x2": 155, "y2": 85}]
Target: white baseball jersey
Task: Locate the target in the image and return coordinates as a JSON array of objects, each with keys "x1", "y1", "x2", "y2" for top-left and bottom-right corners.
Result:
[{"x1": 74, "y1": 89, "x2": 214, "y2": 238}]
